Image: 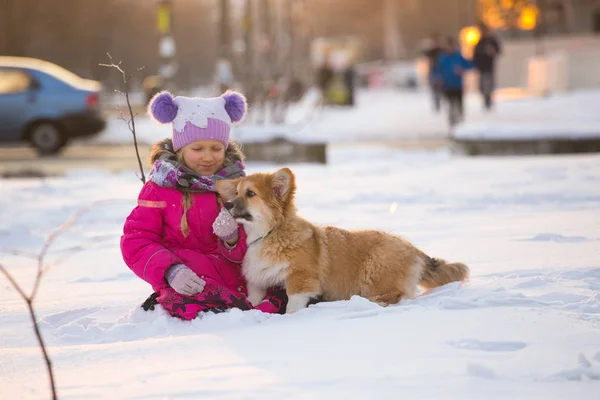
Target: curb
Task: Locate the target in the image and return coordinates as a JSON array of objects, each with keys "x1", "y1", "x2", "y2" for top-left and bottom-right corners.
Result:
[{"x1": 451, "y1": 137, "x2": 600, "y2": 156}]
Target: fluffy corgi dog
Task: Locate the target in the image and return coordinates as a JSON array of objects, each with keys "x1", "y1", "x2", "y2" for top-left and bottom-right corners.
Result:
[{"x1": 215, "y1": 168, "x2": 469, "y2": 314}]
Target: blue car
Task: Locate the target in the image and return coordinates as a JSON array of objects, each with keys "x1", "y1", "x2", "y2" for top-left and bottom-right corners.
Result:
[{"x1": 0, "y1": 57, "x2": 106, "y2": 155}]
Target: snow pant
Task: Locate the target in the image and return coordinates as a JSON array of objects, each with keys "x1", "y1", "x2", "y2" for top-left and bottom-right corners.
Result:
[
  {"x1": 444, "y1": 89, "x2": 464, "y2": 127},
  {"x1": 142, "y1": 277, "x2": 288, "y2": 320},
  {"x1": 429, "y1": 76, "x2": 443, "y2": 112},
  {"x1": 479, "y1": 71, "x2": 495, "y2": 110}
]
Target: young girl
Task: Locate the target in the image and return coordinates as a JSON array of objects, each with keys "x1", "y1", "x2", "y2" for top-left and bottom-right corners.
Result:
[{"x1": 120, "y1": 91, "x2": 287, "y2": 320}]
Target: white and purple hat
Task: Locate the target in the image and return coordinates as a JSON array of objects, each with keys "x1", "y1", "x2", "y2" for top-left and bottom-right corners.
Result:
[{"x1": 148, "y1": 91, "x2": 247, "y2": 151}]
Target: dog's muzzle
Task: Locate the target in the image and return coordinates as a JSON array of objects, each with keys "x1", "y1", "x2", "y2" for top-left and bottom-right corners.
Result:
[
  {"x1": 232, "y1": 212, "x2": 253, "y2": 221},
  {"x1": 225, "y1": 199, "x2": 253, "y2": 221}
]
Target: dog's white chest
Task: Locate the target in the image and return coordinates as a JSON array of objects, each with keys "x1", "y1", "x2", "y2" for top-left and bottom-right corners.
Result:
[{"x1": 242, "y1": 241, "x2": 288, "y2": 288}]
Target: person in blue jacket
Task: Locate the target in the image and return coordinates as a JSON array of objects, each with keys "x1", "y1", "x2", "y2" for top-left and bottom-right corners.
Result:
[{"x1": 436, "y1": 37, "x2": 474, "y2": 126}]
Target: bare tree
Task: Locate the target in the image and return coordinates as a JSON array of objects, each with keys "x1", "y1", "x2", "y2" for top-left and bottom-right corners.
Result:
[
  {"x1": 219, "y1": 0, "x2": 233, "y2": 61},
  {"x1": 1, "y1": 198, "x2": 125, "y2": 400},
  {"x1": 0, "y1": 256, "x2": 57, "y2": 399},
  {"x1": 242, "y1": 0, "x2": 255, "y2": 98},
  {"x1": 1, "y1": 21, "x2": 150, "y2": 396},
  {"x1": 100, "y1": 54, "x2": 146, "y2": 184},
  {"x1": 172, "y1": 0, "x2": 218, "y2": 89}
]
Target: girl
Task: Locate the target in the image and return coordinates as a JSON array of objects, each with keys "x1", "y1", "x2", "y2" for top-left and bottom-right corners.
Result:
[{"x1": 121, "y1": 91, "x2": 287, "y2": 320}]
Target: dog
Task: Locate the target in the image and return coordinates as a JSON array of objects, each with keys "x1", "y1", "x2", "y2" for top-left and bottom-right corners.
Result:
[{"x1": 215, "y1": 168, "x2": 469, "y2": 314}]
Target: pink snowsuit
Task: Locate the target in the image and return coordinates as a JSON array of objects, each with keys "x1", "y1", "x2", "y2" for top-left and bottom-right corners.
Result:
[{"x1": 121, "y1": 181, "x2": 286, "y2": 320}]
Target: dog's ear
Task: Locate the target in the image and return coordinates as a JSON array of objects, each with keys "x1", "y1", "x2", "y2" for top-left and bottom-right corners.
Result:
[
  {"x1": 272, "y1": 168, "x2": 295, "y2": 199},
  {"x1": 215, "y1": 178, "x2": 239, "y2": 201}
]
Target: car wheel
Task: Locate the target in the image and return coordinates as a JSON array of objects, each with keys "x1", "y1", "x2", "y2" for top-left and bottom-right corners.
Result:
[{"x1": 28, "y1": 122, "x2": 67, "y2": 156}]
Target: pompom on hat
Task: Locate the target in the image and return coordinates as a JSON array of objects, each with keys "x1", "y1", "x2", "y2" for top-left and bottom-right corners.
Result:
[{"x1": 148, "y1": 91, "x2": 247, "y2": 151}]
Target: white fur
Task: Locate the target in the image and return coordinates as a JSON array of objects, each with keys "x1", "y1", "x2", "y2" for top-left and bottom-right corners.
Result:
[
  {"x1": 237, "y1": 216, "x2": 270, "y2": 245},
  {"x1": 246, "y1": 282, "x2": 267, "y2": 307},
  {"x1": 409, "y1": 257, "x2": 427, "y2": 297},
  {"x1": 237, "y1": 200, "x2": 290, "y2": 307},
  {"x1": 242, "y1": 239, "x2": 289, "y2": 305},
  {"x1": 286, "y1": 292, "x2": 319, "y2": 314}
]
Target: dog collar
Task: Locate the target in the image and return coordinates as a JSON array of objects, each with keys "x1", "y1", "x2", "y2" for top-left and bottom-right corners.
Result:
[{"x1": 247, "y1": 229, "x2": 273, "y2": 247}]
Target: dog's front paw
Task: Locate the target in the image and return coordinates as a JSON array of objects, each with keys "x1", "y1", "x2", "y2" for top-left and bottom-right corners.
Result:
[
  {"x1": 285, "y1": 303, "x2": 303, "y2": 314},
  {"x1": 248, "y1": 294, "x2": 265, "y2": 307},
  {"x1": 285, "y1": 293, "x2": 315, "y2": 314},
  {"x1": 247, "y1": 284, "x2": 267, "y2": 307}
]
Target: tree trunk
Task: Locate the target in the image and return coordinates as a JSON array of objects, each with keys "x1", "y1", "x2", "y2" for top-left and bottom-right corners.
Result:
[
  {"x1": 561, "y1": 0, "x2": 576, "y2": 33},
  {"x1": 219, "y1": 0, "x2": 232, "y2": 60},
  {"x1": 3, "y1": 0, "x2": 30, "y2": 56},
  {"x1": 243, "y1": 0, "x2": 255, "y2": 98}
]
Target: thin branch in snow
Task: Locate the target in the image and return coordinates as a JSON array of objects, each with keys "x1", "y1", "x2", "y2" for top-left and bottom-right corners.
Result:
[
  {"x1": 100, "y1": 53, "x2": 147, "y2": 185},
  {"x1": 0, "y1": 198, "x2": 129, "y2": 399}
]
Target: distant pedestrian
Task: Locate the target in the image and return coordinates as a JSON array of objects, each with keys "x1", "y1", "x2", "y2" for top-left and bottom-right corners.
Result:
[
  {"x1": 473, "y1": 23, "x2": 502, "y2": 110},
  {"x1": 424, "y1": 33, "x2": 444, "y2": 112},
  {"x1": 343, "y1": 64, "x2": 356, "y2": 106},
  {"x1": 437, "y1": 37, "x2": 473, "y2": 127},
  {"x1": 316, "y1": 52, "x2": 334, "y2": 104}
]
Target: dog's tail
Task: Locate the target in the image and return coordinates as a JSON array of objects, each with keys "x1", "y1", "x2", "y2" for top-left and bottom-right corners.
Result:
[{"x1": 419, "y1": 256, "x2": 469, "y2": 289}]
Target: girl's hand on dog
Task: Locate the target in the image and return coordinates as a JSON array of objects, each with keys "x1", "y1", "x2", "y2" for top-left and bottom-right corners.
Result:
[
  {"x1": 165, "y1": 264, "x2": 206, "y2": 296},
  {"x1": 212, "y1": 207, "x2": 239, "y2": 246}
]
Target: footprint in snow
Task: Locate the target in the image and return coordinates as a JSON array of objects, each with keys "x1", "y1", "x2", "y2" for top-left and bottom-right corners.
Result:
[
  {"x1": 466, "y1": 363, "x2": 497, "y2": 379},
  {"x1": 512, "y1": 277, "x2": 548, "y2": 289},
  {"x1": 517, "y1": 233, "x2": 593, "y2": 243},
  {"x1": 448, "y1": 338, "x2": 528, "y2": 352},
  {"x1": 549, "y1": 354, "x2": 600, "y2": 381},
  {"x1": 72, "y1": 272, "x2": 136, "y2": 283},
  {"x1": 40, "y1": 307, "x2": 102, "y2": 328}
]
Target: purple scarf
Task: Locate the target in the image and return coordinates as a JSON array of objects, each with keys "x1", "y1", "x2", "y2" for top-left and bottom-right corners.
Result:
[{"x1": 149, "y1": 158, "x2": 245, "y2": 193}]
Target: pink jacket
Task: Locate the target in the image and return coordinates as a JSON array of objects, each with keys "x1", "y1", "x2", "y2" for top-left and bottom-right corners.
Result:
[{"x1": 121, "y1": 181, "x2": 247, "y2": 293}]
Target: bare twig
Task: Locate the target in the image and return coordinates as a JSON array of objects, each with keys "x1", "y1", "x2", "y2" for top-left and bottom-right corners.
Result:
[
  {"x1": 0, "y1": 198, "x2": 129, "y2": 400},
  {"x1": 0, "y1": 263, "x2": 29, "y2": 299},
  {"x1": 31, "y1": 200, "x2": 109, "y2": 299},
  {"x1": 100, "y1": 53, "x2": 146, "y2": 185},
  {"x1": 0, "y1": 261, "x2": 57, "y2": 400},
  {"x1": 27, "y1": 298, "x2": 56, "y2": 400}
]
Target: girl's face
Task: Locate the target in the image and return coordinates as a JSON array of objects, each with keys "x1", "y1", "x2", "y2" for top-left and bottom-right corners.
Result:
[{"x1": 180, "y1": 139, "x2": 226, "y2": 176}]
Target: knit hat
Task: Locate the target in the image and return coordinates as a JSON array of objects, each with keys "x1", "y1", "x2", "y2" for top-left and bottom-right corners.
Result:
[{"x1": 148, "y1": 91, "x2": 247, "y2": 151}]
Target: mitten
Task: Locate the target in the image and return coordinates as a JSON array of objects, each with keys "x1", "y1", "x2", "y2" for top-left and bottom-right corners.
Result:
[
  {"x1": 212, "y1": 207, "x2": 238, "y2": 242},
  {"x1": 165, "y1": 264, "x2": 205, "y2": 296}
]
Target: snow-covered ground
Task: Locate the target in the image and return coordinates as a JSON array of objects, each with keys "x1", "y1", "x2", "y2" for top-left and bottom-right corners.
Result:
[
  {"x1": 92, "y1": 88, "x2": 452, "y2": 145},
  {"x1": 454, "y1": 90, "x2": 600, "y2": 140},
  {"x1": 90, "y1": 88, "x2": 600, "y2": 146},
  {"x1": 1, "y1": 146, "x2": 600, "y2": 399}
]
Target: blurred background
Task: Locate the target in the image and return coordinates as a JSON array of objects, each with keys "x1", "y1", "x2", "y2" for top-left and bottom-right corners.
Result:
[
  {"x1": 1, "y1": 0, "x2": 600, "y2": 166},
  {"x1": 2, "y1": 0, "x2": 599, "y2": 92}
]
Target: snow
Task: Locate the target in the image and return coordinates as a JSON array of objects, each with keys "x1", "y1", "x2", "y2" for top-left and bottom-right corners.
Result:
[
  {"x1": 90, "y1": 88, "x2": 600, "y2": 146},
  {"x1": 1, "y1": 145, "x2": 600, "y2": 399},
  {"x1": 454, "y1": 90, "x2": 600, "y2": 141},
  {"x1": 88, "y1": 88, "x2": 475, "y2": 146}
]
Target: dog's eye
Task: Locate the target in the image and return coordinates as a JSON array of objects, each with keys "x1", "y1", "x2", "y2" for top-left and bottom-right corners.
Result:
[{"x1": 246, "y1": 189, "x2": 255, "y2": 198}]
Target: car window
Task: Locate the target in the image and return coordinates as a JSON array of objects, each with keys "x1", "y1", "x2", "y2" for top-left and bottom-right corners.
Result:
[{"x1": 0, "y1": 69, "x2": 31, "y2": 94}]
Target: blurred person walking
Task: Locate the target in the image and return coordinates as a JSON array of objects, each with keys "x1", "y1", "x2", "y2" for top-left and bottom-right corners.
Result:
[
  {"x1": 473, "y1": 23, "x2": 502, "y2": 110},
  {"x1": 316, "y1": 53, "x2": 334, "y2": 104},
  {"x1": 437, "y1": 37, "x2": 473, "y2": 127},
  {"x1": 424, "y1": 33, "x2": 444, "y2": 112}
]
